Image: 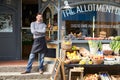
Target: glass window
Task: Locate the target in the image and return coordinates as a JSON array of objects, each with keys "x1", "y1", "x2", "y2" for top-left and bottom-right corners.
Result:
[{"x1": 61, "y1": 3, "x2": 120, "y2": 40}]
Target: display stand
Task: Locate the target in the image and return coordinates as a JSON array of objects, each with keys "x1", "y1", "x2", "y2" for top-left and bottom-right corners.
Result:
[{"x1": 50, "y1": 58, "x2": 66, "y2": 80}]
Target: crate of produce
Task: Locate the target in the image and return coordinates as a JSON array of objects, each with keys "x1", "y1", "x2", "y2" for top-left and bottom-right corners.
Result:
[
  {"x1": 61, "y1": 49, "x2": 81, "y2": 64},
  {"x1": 84, "y1": 74, "x2": 100, "y2": 80}
]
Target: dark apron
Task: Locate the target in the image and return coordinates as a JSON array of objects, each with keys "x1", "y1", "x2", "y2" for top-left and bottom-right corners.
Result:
[{"x1": 31, "y1": 36, "x2": 48, "y2": 54}]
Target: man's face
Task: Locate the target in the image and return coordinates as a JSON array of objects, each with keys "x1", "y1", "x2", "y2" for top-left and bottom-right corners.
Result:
[{"x1": 36, "y1": 14, "x2": 42, "y2": 22}]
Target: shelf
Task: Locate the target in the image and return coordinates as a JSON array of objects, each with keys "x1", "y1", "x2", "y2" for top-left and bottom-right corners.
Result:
[
  {"x1": 71, "y1": 40, "x2": 111, "y2": 43},
  {"x1": 65, "y1": 64, "x2": 120, "y2": 75},
  {"x1": 48, "y1": 40, "x2": 111, "y2": 44},
  {"x1": 64, "y1": 64, "x2": 120, "y2": 68}
]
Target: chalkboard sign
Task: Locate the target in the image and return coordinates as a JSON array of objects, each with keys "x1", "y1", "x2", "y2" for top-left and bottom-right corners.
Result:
[{"x1": 50, "y1": 58, "x2": 61, "y2": 80}]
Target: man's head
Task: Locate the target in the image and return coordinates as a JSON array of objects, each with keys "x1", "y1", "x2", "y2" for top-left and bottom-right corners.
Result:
[{"x1": 36, "y1": 12, "x2": 43, "y2": 22}]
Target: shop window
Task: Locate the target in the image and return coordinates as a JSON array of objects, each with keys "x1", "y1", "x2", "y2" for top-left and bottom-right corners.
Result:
[
  {"x1": 43, "y1": 5, "x2": 58, "y2": 41},
  {"x1": 61, "y1": 3, "x2": 120, "y2": 40}
]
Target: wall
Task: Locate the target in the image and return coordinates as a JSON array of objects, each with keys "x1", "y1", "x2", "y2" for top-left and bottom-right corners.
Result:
[{"x1": 0, "y1": 0, "x2": 22, "y2": 60}]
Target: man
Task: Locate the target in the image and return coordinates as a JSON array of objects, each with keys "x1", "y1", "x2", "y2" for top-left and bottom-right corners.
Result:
[{"x1": 21, "y1": 12, "x2": 48, "y2": 74}]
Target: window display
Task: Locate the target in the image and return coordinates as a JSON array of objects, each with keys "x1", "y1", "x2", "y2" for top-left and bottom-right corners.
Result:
[{"x1": 61, "y1": 3, "x2": 120, "y2": 40}]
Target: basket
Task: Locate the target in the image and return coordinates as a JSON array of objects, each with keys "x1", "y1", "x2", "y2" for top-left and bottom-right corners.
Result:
[
  {"x1": 92, "y1": 59, "x2": 103, "y2": 64},
  {"x1": 71, "y1": 59, "x2": 81, "y2": 63},
  {"x1": 103, "y1": 50, "x2": 113, "y2": 55},
  {"x1": 61, "y1": 40, "x2": 72, "y2": 50},
  {"x1": 91, "y1": 55, "x2": 104, "y2": 64}
]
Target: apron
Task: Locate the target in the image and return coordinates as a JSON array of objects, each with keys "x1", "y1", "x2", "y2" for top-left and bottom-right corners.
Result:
[{"x1": 30, "y1": 36, "x2": 48, "y2": 54}]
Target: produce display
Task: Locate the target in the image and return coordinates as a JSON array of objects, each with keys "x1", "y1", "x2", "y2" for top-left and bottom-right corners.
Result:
[
  {"x1": 61, "y1": 37, "x2": 120, "y2": 80},
  {"x1": 61, "y1": 39, "x2": 120, "y2": 65},
  {"x1": 84, "y1": 73, "x2": 120, "y2": 80},
  {"x1": 84, "y1": 74, "x2": 100, "y2": 80}
]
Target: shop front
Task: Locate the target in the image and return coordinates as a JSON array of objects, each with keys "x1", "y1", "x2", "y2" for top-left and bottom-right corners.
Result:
[
  {"x1": 51, "y1": 0, "x2": 120, "y2": 80},
  {"x1": 58, "y1": 1, "x2": 120, "y2": 51},
  {"x1": 0, "y1": 0, "x2": 119, "y2": 79}
]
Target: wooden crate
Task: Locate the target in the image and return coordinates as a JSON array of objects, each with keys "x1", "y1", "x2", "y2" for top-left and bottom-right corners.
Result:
[{"x1": 69, "y1": 67, "x2": 84, "y2": 80}]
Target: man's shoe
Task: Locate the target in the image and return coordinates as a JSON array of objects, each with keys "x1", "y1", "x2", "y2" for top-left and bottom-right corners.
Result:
[
  {"x1": 39, "y1": 70, "x2": 43, "y2": 74},
  {"x1": 21, "y1": 71, "x2": 30, "y2": 74}
]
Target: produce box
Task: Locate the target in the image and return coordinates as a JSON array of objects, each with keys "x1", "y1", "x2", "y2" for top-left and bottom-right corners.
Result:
[
  {"x1": 60, "y1": 49, "x2": 81, "y2": 64},
  {"x1": 84, "y1": 73, "x2": 100, "y2": 80}
]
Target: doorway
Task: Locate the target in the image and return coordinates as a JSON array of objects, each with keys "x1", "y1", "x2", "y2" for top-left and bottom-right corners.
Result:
[{"x1": 22, "y1": 0, "x2": 38, "y2": 59}]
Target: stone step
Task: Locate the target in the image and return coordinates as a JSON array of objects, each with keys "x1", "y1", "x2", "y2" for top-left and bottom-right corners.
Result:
[
  {"x1": 0, "y1": 58, "x2": 55, "y2": 72},
  {"x1": 0, "y1": 58, "x2": 56, "y2": 80},
  {"x1": 0, "y1": 72, "x2": 51, "y2": 80},
  {"x1": 0, "y1": 63, "x2": 54, "y2": 72}
]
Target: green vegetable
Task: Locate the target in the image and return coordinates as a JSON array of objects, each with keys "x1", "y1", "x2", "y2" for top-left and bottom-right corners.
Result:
[
  {"x1": 88, "y1": 40, "x2": 102, "y2": 50},
  {"x1": 114, "y1": 36, "x2": 120, "y2": 41},
  {"x1": 110, "y1": 40, "x2": 120, "y2": 54},
  {"x1": 98, "y1": 41, "x2": 102, "y2": 51}
]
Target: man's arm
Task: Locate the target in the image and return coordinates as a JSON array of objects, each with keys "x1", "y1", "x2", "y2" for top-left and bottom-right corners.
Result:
[
  {"x1": 30, "y1": 22, "x2": 38, "y2": 34},
  {"x1": 36, "y1": 23, "x2": 47, "y2": 33}
]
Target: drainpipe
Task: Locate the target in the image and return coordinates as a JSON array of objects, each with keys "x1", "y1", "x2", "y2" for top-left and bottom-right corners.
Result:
[{"x1": 57, "y1": 0, "x2": 61, "y2": 58}]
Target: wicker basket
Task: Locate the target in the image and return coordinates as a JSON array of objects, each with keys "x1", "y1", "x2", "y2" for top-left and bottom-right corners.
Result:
[
  {"x1": 61, "y1": 40, "x2": 72, "y2": 50},
  {"x1": 91, "y1": 55, "x2": 104, "y2": 64},
  {"x1": 92, "y1": 59, "x2": 103, "y2": 64},
  {"x1": 71, "y1": 59, "x2": 81, "y2": 63}
]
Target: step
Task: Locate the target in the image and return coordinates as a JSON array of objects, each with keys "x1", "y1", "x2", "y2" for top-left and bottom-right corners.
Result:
[
  {"x1": 0, "y1": 58, "x2": 55, "y2": 72},
  {"x1": 0, "y1": 58, "x2": 56, "y2": 80},
  {"x1": 0, "y1": 63, "x2": 54, "y2": 72},
  {"x1": 0, "y1": 72, "x2": 51, "y2": 80}
]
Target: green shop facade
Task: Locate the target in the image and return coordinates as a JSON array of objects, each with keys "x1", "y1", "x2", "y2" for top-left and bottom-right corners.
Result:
[{"x1": 0, "y1": 0, "x2": 120, "y2": 60}]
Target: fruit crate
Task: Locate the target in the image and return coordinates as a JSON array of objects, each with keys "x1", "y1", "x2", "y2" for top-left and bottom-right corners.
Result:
[
  {"x1": 60, "y1": 49, "x2": 81, "y2": 64},
  {"x1": 84, "y1": 74, "x2": 100, "y2": 80}
]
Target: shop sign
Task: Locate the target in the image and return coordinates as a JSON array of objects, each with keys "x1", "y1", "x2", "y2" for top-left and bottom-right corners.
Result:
[{"x1": 62, "y1": 4, "x2": 120, "y2": 18}]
